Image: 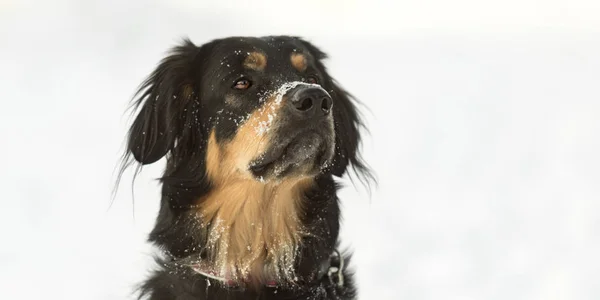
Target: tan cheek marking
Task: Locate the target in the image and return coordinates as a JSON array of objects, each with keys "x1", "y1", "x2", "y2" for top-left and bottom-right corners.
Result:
[
  {"x1": 243, "y1": 52, "x2": 267, "y2": 71},
  {"x1": 290, "y1": 53, "x2": 307, "y2": 72},
  {"x1": 206, "y1": 95, "x2": 286, "y2": 182},
  {"x1": 205, "y1": 126, "x2": 266, "y2": 183}
]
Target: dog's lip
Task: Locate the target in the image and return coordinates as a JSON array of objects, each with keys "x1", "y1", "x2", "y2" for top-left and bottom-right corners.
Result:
[
  {"x1": 249, "y1": 130, "x2": 325, "y2": 176},
  {"x1": 249, "y1": 144, "x2": 290, "y2": 174},
  {"x1": 249, "y1": 133, "x2": 300, "y2": 169}
]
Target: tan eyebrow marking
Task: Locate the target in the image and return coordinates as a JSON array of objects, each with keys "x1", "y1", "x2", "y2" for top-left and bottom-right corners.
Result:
[
  {"x1": 243, "y1": 52, "x2": 267, "y2": 71},
  {"x1": 290, "y1": 53, "x2": 307, "y2": 72}
]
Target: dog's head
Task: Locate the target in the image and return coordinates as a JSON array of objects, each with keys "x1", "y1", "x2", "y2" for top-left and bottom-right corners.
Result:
[
  {"x1": 122, "y1": 36, "x2": 371, "y2": 285},
  {"x1": 126, "y1": 36, "x2": 367, "y2": 183}
]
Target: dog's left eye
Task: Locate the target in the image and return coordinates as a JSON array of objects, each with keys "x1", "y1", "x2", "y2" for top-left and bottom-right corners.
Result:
[
  {"x1": 306, "y1": 76, "x2": 319, "y2": 85},
  {"x1": 233, "y1": 78, "x2": 251, "y2": 90}
]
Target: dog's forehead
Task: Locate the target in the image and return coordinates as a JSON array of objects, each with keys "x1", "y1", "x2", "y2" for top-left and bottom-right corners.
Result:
[{"x1": 214, "y1": 36, "x2": 311, "y2": 67}]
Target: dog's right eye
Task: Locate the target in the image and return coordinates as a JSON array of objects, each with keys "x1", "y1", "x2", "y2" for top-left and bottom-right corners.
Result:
[{"x1": 233, "y1": 78, "x2": 251, "y2": 90}]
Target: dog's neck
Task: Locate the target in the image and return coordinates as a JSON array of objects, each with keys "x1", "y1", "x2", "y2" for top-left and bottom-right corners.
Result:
[
  {"x1": 196, "y1": 175, "x2": 313, "y2": 284},
  {"x1": 194, "y1": 130, "x2": 319, "y2": 284}
]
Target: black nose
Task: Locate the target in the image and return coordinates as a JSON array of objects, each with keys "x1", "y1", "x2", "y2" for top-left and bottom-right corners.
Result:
[{"x1": 289, "y1": 86, "x2": 333, "y2": 118}]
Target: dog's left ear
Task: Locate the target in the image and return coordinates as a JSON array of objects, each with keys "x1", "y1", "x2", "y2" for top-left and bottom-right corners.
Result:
[
  {"x1": 297, "y1": 38, "x2": 371, "y2": 179},
  {"x1": 127, "y1": 39, "x2": 202, "y2": 165}
]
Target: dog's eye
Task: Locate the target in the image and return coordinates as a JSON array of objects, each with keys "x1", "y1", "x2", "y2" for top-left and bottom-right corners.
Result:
[
  {"x1": 233, "y1": 78, "x2": 251, "y2": 90},
  {"x1": 306, "y1": 76, "x2": 319, "y2": 85}
]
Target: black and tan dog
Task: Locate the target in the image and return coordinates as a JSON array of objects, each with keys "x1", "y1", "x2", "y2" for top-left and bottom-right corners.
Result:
[{"x1": 121, "y1": 36, "x2": 371, "y2": 299}]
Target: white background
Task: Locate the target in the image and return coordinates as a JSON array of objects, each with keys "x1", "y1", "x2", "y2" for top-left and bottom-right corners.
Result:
[{"x1": 1, "y1": 1, "x2": 599, "y2": 299}]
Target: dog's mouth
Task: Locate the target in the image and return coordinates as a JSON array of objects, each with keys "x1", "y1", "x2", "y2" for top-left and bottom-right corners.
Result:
[{"x1": 249, "y1": 131, "x2": 333, "y2": 180}]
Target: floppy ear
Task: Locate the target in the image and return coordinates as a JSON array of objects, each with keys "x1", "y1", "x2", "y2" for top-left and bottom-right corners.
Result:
[
  {"x1": 127, "y1": 39, "x2": 200, "y2": 164},
  {"x1": 296, "y1": 38, "x2": 372, "y2": 180},
  {"x1": 329, "y1": 81, "x2": 369, "y2": 178}
]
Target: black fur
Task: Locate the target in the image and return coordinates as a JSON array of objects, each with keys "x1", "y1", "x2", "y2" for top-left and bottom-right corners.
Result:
[{"x1": 120, "y1": 36, "x2": 371, "y2": 300}]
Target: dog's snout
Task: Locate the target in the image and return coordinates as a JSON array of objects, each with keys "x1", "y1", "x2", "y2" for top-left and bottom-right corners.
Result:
[{"x1": 289, "y1": 86, "x2": 332, "y2": 118}]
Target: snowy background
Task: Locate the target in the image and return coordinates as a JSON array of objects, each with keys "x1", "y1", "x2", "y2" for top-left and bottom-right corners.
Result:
[{"x1": 1, "y1": 1, "x2": 600, "y2": 299}]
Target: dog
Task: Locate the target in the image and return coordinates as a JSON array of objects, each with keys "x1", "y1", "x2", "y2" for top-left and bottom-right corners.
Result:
[{"x1": 120, "y1": 36, "x2": 371, "y2": 299}]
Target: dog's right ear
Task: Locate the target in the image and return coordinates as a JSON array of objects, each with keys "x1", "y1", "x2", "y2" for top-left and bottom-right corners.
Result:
[{"x1": 127, "y1": 39, "x2": 202, "y2": 165}]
